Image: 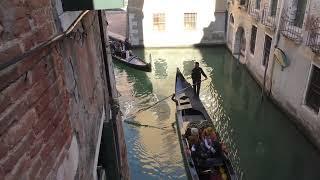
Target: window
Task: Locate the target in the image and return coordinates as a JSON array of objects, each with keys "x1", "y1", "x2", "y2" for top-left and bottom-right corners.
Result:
[
  {"x1": 255, "y1": 0, "x2": 261, "y2": 9},
  {"x1": 293, "y1": 0, "x2": 307, "y2": 28},
  {"x1": 250, "y1": 26, "x2": 257, "y2": 54},
  {"x1": 240, "y1": 0, "x2": 247, "y2": 5},
  {"x1": 306, "y1": 65, "x2": 320, "y2": 113},
  {"x1": 270, "y1": 0, "x2": 278, "y2": 16},
  {"x1": 153, "y1": 13, "x2": 166, "y2": 31},
  {"x1": 184, "y1": 13, "x2": 197, "y2": 31},
  {"x1": 230, "y1": 14, "x2": 234, "y2": 24},
  {"x1": 262, "y1": 35, "x2": 272, "y2": 66}
]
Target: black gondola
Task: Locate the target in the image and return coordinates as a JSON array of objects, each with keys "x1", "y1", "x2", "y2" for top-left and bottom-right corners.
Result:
[
  {"x1": 109, "y1": 37, "x2": 151, "y2": 72},
  {"x1": 174, "y1": 68, "x2": 237, "y2": 180}
]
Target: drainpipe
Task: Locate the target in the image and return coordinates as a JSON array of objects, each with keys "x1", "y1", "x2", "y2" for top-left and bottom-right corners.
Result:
[
  {"x1": 268, "y1": 0, "x2": 286, "y2": 96},
  {"x1": 98, "y1": 10, "x2": 121, "y2": 178},
  {"x1": 225, "y1": 10, "x2": 229, "y2": 39},
  {"x1": 261, "y1": 0, "x2": 285, "y2": 100},
  {"x1": 126, "y1": 3, "x2": 130, "y2": 41}
]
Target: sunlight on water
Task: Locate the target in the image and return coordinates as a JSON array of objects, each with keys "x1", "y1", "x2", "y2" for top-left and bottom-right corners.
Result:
[{"x1": 114, "y1": 47, "x2": 320, "y2": 180}]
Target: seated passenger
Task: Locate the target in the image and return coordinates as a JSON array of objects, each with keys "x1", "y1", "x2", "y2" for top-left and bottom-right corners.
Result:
[
  {"x1": 202, "y1": 127, "x2": 217, "y2": 142},
  {"x1": 202, "y1": 128, "x2": 215, "y2": 153},
  {"x1": 189, "y1": 136, "x2": 224, "y2": 170},
  {"x1": 184, "y1": 127, "x2": 191, "y2": 139}
]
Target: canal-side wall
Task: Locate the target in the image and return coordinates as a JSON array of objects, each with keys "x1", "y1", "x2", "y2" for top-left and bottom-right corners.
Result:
[
  {"x1": 0, "y1": 1, "x2": 128, "y2": 179},
  {"x1": 127, "y1": 0, "x2": 227, "y2": 47},
  {"x1": 227, "y1": 0, "x2": 320, "y2": 150}
]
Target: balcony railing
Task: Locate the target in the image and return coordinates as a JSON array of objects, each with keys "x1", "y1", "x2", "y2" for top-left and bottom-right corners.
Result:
[
  {"x1": 248, "y1": 0, "x2": 260, "y2": 21},
  {"x1": 306, "y1": 15, "x2": 320, "y2": 54},
  {"x1": 261, "y1": 4, "x2": 277, "y2": 31},
  {"x1": 307, "y1": 33, "x2": 320, "y2": 54},
  {"x1": 279, "y1": 9, "x2": 303, "y2": 43}
]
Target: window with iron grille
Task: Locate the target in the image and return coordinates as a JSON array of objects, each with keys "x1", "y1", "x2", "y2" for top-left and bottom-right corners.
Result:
[
  {"x1": 153, "y1": 13, "x2": 166, "y2": 31},
  {"x1": 184, "y1": 13, "x2": 197, "y2": 31},
  {"x1": 270, "y1": 0, "x2": 278, "y2": 16},
  {"x1": 306, "y1": 65, "x2": 320, "y2": 113},
  {"x1": 293, "y1": 0, "x2": 307, "y2": 28},
  {"x1": 250, "y1": 26, "x2": 257, "y2": 54}
]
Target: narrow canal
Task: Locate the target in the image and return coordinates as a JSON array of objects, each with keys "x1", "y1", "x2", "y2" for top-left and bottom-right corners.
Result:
[{"x1": 114, "y1": 47, "x2": 320, "y2": 180}]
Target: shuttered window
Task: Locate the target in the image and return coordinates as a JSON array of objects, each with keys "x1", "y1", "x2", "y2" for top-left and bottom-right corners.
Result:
[
  {"x1": 240, "y1": 0, "x2": 246, "y2": 5},
  {"x1": 256, "y1": 0, "x2": 261, "y2": 9},
  {"x1": 270, "y1": 0, "x2": 278, "y2": 16},
  {"x1": 262, "y1": 35, "x2": 272, "y2": 66},
  {"x1": 294, "y1": 0, "x2": 307, "y2": 28},
  {"x1": 306, "y1": 65, "x2": 320, "y2": 113},
  {"x1": 250, "y1": 26, "x2": 257, "y2": 54}
]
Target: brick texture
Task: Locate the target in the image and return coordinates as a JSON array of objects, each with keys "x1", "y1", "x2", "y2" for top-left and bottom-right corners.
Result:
[
  {"x1": 0, "y1": 0, "x2": 71, "y2": 178},
  {"x1": 0, "y1": 5, "x2": 119, "y2": 180}
]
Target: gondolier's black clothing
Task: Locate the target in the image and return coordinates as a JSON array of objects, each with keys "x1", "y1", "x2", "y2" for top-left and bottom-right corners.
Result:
[
  {"x1": 124, "y1": 40, "x2": 131, "y2": 50},
  {"x1": 191, "y1": 67, "x2": 207, "y2": 96}
]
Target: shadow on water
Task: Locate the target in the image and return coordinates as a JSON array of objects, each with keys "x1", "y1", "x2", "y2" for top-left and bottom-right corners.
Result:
[
  {"x1": 154, "y1": 58, "x2": 168, "y2": 79},
  {"x1": 115, "y1": 46, "x2": 320, "y2": 180},
  {"x1": 182, "y1": 60, "x2": 196, "y2": 78},
  {"x1": 197, "y1": 47, "x2": 320, "y2": 180},
  {"x1": 113, "y1": 60, "x2": 153, "y2": 98}
]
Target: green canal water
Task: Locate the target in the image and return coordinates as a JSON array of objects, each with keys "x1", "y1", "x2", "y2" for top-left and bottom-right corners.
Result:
[{"x1": 114, "y1": 47, "x2": 320, "y2": 180}]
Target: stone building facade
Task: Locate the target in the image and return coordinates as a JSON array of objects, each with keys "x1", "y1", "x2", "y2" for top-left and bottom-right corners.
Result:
[
  {"x1": 227, "y1": 0, "x2": 320, "y2": 149},
  {"x1": 0, "y1": 0, "x2": 128, "y2": 179},
  {"x1": 127, "y1": 0, "x2": 228, "y2": 47}
]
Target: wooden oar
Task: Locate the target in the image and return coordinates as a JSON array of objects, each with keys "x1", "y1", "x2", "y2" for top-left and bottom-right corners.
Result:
[{"x1": 124, "y1": 78, "x2": 208, "y2": 120}]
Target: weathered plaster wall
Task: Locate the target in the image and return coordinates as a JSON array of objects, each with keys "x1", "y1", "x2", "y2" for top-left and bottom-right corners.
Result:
[
  {"x1": 54, "y1": 11, "x2": 108, "y2": 180},
  {"x1": 227, "y1": 0, "x2": 320, "y2": 149},
  {"x1": 127, "y1": 0, "x2": 144, "y2": 46}
]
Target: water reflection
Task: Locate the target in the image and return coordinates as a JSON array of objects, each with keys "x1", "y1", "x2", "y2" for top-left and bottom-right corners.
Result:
[
  {"x1": 114, "y1": 62, "x2": 153, "y2": 97},
  {"x1": 154, "y1": 58, "x2": 168, "y2": 79},
  {"x1": 115, "y1": 47, "x2": 320, "y2": 180},
  {"x1": 182, "y1": 60, "x2": 195, "y2": 78}
]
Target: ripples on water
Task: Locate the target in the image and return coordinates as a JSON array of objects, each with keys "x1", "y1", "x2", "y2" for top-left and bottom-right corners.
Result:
[{"x1": 114, "y1": 47, "x2": 320, "y2": 180}]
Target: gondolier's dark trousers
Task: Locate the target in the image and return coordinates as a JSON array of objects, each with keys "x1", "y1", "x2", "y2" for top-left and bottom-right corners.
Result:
[{"x1": 192, "y1": 80, "x2": 201, "y2": 96}]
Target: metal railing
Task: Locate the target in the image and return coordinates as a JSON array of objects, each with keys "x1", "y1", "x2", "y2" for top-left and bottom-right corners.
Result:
[
  {"x1": 279, "y1": 9, "x2": 303, "y2": 43},
  {"x1": 261, "y1": 3, "x2": 277, "y2": 31},
  {"x1": 306, "y1": 16, "x2": 320, "y2": 54},
  {"x1": 307, "y1": 33, "x2": 320, "y2": 54}
]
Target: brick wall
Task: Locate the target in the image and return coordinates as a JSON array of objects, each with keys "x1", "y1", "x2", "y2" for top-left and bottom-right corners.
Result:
[{"x1": 0, "y1": 0, "x2": 121, "y2": 179}]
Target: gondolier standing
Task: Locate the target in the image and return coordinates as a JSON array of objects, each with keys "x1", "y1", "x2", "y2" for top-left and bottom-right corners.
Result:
[
  {"x1": 124, "y1": 38, "x2": 131, "y2": 59},
  {"x1": 191, "y1": 62, "x2": 207, "y2": 96}
]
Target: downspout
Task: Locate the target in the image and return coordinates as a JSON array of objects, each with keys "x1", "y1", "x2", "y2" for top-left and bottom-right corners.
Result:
[
  {"x1": 261, "y1": 0, "x2": 285, "y2": 100},
  {"x1": 268, "y1": 0, "x2": 285, "y2": 96},
  {"x1": 98, "y1": 10, "x2": 121, "y2": 179},
  {"x1": 225, "y1": 9, "x2": 229, "y2": 40},
  {"x1": 126, "y1": 4, "x2": 130, "y2": 41}
]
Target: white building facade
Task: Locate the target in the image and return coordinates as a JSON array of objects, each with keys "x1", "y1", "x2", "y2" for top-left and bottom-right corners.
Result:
[
  {"x1": 227, "y1": 0, "x2": 320, "y2": 149},
  {"x1": 127, "y1": 0, "x2": 227, "y2": 47}
]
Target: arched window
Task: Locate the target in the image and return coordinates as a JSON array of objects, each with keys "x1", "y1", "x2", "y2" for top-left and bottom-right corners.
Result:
[{"x1": 230, "y1": 14, "x2": 234, "y2": 24}]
